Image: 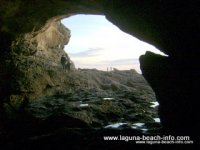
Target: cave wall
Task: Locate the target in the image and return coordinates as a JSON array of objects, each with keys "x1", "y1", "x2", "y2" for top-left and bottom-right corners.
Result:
[
  {"x1": 103, "y1": 0, "x2": 200, "y2": 137},
  {"x1": 0, "y1": 19, "x2": 76, "y2": 118},
  {"x1": 140, "y1": 52, "x2": 200, "y2": 135},
  {"x1": 0, "y1": 0, "x2": 200, "y2": 137}
]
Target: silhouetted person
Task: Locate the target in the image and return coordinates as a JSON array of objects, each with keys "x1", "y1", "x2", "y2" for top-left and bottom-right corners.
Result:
[
  {"x1": 61, "y1": 54, "x2": 71, "y2": 72},
  {"x1": 61, "y1": 54, "x2": 67, "y2": 71},
  {"x1": 65, "y1": 61, "x2": 71, "y2": 72}
]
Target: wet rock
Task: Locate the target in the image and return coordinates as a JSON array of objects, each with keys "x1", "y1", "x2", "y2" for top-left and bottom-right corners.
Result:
[{"x1": 17, "y1": 69, "x2": 158, "y2": 129}]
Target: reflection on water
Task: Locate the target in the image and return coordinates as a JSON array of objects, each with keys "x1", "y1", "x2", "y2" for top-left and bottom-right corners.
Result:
[
  {"x1": 150, "y1": 102, "x2": 159, "y2": 108},
  {"x1": 153, "y1": 118, "x2": 160, "y2": 123},
  {"x1": 104, "y1": 123, "x2": 127, "y2": 128},
  {"x1": 132, "y1": 123, "x2": 145, "y2": 127},
  {"x1": 80, "y1": 104, "x2": 89, "y2": 107},
  {"x1": 131, "y1": 122, "x2": 148, "y2": 133},
  {"x1": 103, "y1": 100, "x2": 161, "y2": 132},
  {"x1": 103, "y1": 98, "x2": 114, "y2": 100},
  {"x1": 141, "y1": 128, "x2": 148, "y2": 132}
]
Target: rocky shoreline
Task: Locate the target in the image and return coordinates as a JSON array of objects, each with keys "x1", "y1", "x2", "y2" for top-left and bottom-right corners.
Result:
[{"x1": 0, "y1": 68, "x2": 161, "y2": 149}]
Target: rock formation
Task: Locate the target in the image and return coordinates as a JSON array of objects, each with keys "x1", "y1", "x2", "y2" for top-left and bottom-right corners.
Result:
[
  {"x1": 27, "y1": 69, "x2": 158, "y2": 127},
  {"x1": 0, "y1": 0, "x2": 200, "y2": 147},
  {"x1": 1, "y1": 20, "x2": 75, "y2": 113}
]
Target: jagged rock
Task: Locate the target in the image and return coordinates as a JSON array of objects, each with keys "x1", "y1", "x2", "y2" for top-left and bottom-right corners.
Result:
[
  {"x1": 0, "y1": 68, "x2": 159, "y2": 148},
  {"x1": 25, "y1": 69, "x2": 157, "y2": 126},
  {"x1": 6, "y1": 20, "x2": 75, "y2": 102}
]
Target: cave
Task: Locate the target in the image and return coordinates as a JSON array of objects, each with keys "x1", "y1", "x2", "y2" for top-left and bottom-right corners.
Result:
[
  {"x1": 61, "y1": 14, "x2": 166, "y2": 72},
  {"x1": 0, "y1": 0, "x2": 199, "y2": 148}
]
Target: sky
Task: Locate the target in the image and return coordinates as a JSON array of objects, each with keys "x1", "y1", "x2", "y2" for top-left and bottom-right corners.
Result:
[{"x1": 61, "y1": 15, "x2": 166, "y2": 73}]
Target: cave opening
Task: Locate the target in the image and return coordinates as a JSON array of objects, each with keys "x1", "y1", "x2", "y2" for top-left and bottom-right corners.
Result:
[
  {"x1": 61, "y1": 14, "x2": 166, "y2": 74},
  {"x1": 56, "y1": 14, "x2": 164, "y2": 131}
]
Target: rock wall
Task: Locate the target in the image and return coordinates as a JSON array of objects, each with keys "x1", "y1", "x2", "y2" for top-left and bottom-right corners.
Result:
[
  {"x1": 1, "y1": 20, "x2": 75, "y2": 116},
  {"x1": 140, "y1": 52, "x2": 200, "y2": 135},
  {"x1": 103, "y1": 0, "x2": 200, "y2": 139}
]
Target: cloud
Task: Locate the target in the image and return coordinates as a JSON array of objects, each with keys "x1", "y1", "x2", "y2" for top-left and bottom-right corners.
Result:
[
  {"x1": 100, "y1": 58, "x2": 139, "y2": 65},
  {"x1": 70, "y1": 57, "x2": 141, "y2": 73},
  {"x1": 62, "y1": 15, "x2": 167, "y2": 74},
  {"x1": 68, "y1": 47, "x2": 104, "y2": 57}
]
